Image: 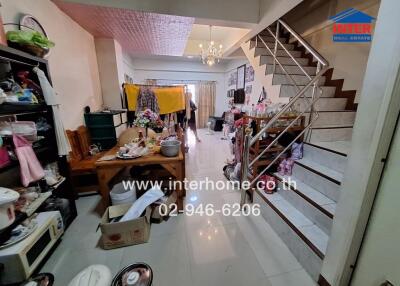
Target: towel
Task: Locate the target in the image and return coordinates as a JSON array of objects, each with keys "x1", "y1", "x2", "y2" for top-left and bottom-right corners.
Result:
[{"x1": 33, "y1": 67, "x2": 71, "y2": 156}]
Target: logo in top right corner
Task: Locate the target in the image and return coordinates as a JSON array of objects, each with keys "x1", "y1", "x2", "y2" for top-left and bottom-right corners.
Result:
[{"x1": 330, "y1": 8, "x2": 376, "y2": 42}]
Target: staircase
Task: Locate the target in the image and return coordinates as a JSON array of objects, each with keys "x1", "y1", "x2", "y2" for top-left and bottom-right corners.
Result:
[
  {"x1": 241, "y1": 24, "x2": 357, "y2": 144},
  {"x1": 240, "y1": 20, "x2": 358, "y2": 282}
]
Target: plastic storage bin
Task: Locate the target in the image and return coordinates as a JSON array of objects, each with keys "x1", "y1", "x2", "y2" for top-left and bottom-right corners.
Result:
[{"x1": 110, "y1": 182, "x2": 137, "y2": 205}]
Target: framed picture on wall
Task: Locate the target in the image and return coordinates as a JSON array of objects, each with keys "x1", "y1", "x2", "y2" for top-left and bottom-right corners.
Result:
[
  {"x1": 245, "y1": 66, "x2": 254, "y2": 82},
  {"x1": 227, "y1": 89, "x2": 235, "y2": 98},
  {"x1": 236, "y1": 64, "x2": 246, "y2": 90},
  {"x1": 228, "y1": 71, "x2": 237, "y2": 87},
  {"x1": 245, "y1": 85, "x2": 252, "y2": 95}
]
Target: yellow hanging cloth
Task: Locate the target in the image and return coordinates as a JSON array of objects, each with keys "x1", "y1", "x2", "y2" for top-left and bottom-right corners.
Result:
[
  {"x1": 154, "y1": 86, "x2": 185, "y2": 114},
  {"x1": 125, "y1": 84, "x2": 185, "y2": 114},
  {"x1": 125, "y1": 84, "x2": 140, "y2": 111}
]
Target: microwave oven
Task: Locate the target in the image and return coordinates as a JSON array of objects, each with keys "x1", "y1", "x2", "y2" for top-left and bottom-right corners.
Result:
[{"x1": 0, "y1": 211, "x2": 64, "y2": 285}]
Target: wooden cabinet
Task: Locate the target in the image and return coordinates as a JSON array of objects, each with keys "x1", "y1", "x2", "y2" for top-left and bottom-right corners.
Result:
[{"x1": 84, "y1": 110, "x2": 127, "y2": 150}]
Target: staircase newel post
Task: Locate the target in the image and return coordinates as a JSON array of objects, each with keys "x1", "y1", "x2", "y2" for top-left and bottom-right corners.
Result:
[{"x1": 240, "y1": 126, "x2": 253, "y2": 208}]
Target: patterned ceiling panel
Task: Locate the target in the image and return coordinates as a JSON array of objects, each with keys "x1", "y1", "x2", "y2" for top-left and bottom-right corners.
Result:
[{"x1": 53, "y1": 1, "x2": 194, "y2": 56}]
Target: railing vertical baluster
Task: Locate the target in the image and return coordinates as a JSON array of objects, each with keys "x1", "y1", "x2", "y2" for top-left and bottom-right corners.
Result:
[
  {"x1": 272, "y1": 21, "x2": 280, "y2": 74},
  {"x1": 240, "y1": 127, "x2": 252, "y2": 207},
  {"x1": 306, "y1": 62, "x2": 322, "y2": 142},
  {"x1": 241, "y1": 19, "x2": 329, "y2": 200}
]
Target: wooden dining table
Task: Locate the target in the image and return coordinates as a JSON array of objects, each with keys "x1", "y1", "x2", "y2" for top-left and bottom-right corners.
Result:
[{"x1": 95, "y1": 146, "x2": 186, "y2": 210}]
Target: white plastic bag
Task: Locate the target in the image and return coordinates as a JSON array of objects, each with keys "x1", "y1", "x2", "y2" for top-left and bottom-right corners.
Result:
[{"x1": 120, "y1": 186, "x2": 164, "y2": 221}]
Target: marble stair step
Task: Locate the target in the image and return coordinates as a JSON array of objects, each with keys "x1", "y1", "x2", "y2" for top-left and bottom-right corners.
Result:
[
  {"x1": 274, "y1": 173, "x2": 336, "y2": 234},
  {"x1": 253, "y1": 40, "x2": 295, "y2": 50},
  {"x1": 255, "y1": 190, "x2": 329, "y2": 255},
  {"x1": 288, "y1": 161, "x2": 341, "y2": 203},
  {"x1": 254, "y1": 190, "x2": 329, "y2": 280},
  {"x1": 275, "y1": 173, "x2": 336, "y2": 216},
  {"x1": 266, "y1": 64, "x2": 317, "y2": 76},
  {"x1": 258, "y1": 35, "x2": 288, "y2": 43},
  {"x1": 260, "y1": 55, "x2": 309, "y2": 66},
  {"x1": 294, "y1": 157, "x2": 344, "y2": 184},
  {"x1": 309, "y1": 141, "x2": 352, "y2": 156},
  {"x1": 309, "y1": 126, "x2": 353, "y2": 142},
  {"x1": 280, "y1": 85, "x2": 336, "y2": 99},
  {"x1": 272, "y1": 74, "x2": 326, "y2": 85},
  {"x1": 306, "y1": 111, "x2": 356, "y2": 127},
  {"x1": 254, "y1": 47, "x2": 302, "y2": 58},
  {"x1": 303, "y1": 143, "x2": 348, "y2": 174},
  {"x1": 294, "y1": 97, "x2": 347, "y2": 111}
]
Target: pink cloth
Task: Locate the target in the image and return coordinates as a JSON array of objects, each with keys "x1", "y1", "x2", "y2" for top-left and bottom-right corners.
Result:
[{"x1": 13, "y1": 135, "x2": 44, "y2": 187}]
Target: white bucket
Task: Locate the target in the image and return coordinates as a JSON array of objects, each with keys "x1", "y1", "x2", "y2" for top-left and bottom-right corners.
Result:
[{"x1": 110, "y1": 182, "x2": 137, "y2": 205}]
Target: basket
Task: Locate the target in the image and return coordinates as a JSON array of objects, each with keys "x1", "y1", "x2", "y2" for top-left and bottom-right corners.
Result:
[{"x1": 8, "y1": 41, "x2": 49, "y2": 58}]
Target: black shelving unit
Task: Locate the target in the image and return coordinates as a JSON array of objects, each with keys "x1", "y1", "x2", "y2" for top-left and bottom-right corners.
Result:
[{"x1": 0, "y1": 45, "x2": 77, "y2": 227}]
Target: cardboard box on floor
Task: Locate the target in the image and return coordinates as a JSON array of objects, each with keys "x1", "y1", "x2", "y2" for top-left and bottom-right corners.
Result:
[
  {"x1": 151, "y1": 190, "x2": 178, "y2": 223},
  {"x1": 100, "y1": 204, "x2": 151, "y2": 249}
]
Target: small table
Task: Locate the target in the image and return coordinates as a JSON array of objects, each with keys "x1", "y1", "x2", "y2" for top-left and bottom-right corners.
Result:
[{"x1": 95, "y1": 146, "x2": 185, "y2": 210}]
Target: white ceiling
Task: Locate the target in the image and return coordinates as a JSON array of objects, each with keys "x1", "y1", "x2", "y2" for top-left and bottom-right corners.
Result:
[{"x1": 184, "y1": 24, "x2": 250, "y2": 57}]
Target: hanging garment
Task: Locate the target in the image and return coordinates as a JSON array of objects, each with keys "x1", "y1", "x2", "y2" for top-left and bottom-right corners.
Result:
[
  {"x1": 153, "y1": 86, "x2": 185, "y2": 114},
  {"x1": 13, "y1": 134, "x2": 45, "y2": 187},
  {"x1": 137, "y1": 86, "x2": 160, "y2": 113},
  {"x1": 125, "y1": 84, "x2": 140, "y2": 111},
  {"x1": 33, "y1": 67, "x2": 71, "y2": 156},
  {"x1": 125, "y1": 84, "x2": 185, "y2": 114}
]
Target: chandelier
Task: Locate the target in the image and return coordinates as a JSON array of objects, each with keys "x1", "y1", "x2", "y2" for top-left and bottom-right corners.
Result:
[{"x1": 199, "y1": 26, "x2": 223, "y2": 66}]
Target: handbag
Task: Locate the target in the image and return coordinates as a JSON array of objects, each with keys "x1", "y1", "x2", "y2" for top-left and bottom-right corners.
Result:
[{"x1": 13, "y1": 134, "x2": 45, "y2": 187}]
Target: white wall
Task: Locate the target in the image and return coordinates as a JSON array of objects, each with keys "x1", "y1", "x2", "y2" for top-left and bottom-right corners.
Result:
[
  {"x1": 122, "y1": 54, "x2": 135, "y2": 81},
  {"x1": 132, "y1": 58, "x2": 227, "y2": 116},
  {"x1": 1, "y1": 0, "x2": 103, "y2": 129},
  {"x1": 95, "y1": 38, "x2": 123, "y2": 109},
  {"x1": 320, "y1": 0, "x2": 400, "y2": 284},
  {"x1": 224, "y1": 59, "x2": 265, "y2": 109},
  {"x1": 284, "y1": 0, "x2": 381, "y2": 102},
  {"x1": 351, "y1": 119, "x2": 400, "y2": 285}
]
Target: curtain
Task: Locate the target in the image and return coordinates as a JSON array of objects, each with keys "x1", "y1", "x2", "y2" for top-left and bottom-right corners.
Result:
[{"x1": 195, "y1": 81, "x2": 216, "y2": 128}]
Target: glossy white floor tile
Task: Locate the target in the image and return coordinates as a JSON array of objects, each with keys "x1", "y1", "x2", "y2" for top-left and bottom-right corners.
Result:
[{"x1": 41, "y1": 129, "x2": 315, "y2": 285}]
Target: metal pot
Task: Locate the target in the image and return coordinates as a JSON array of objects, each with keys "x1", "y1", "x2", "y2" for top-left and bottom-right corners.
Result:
[
  {"x1": 0, "y1": 187, "x2": 19, "y2": 230},
  {"x1": 160, "y1": 140, "x2": 181, "y2": 157},
  {"x1": 111, "y1": 263, "x2": 153, "y2": 286}
]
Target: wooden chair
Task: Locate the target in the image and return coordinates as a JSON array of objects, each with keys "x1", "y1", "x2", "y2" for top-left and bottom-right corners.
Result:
[{"x1": 66, "y1": 126, "x2": 105, "y2": 195}]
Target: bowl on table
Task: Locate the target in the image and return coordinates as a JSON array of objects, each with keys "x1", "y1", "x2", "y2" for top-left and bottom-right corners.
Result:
[{"x1": 160, "y1": 140, "x2": 181, "y2": 157}]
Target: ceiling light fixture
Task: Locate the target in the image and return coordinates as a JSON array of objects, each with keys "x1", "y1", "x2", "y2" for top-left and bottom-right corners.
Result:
[{"x1": 199, "y1": 25, "x2": 223, "y2": 66}]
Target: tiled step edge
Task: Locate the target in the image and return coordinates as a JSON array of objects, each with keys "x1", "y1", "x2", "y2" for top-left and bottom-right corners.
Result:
[
  {"x1": 254, "y1": 188, "x2": 327, "y2": 259},
  {"x1": 295, "y1": 158, "x2": 343, "y2": 185},
  {"x1": 274, "y1": 173, "x2": 335, "y2": 219},
  {"x1": 304, "y1": 142, "x2": 348, "y2": 157}
]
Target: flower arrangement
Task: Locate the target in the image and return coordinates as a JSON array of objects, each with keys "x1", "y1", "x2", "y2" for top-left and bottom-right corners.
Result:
[{"x1": 133, "y1": 109, "x2": 164, "y2": 131}]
